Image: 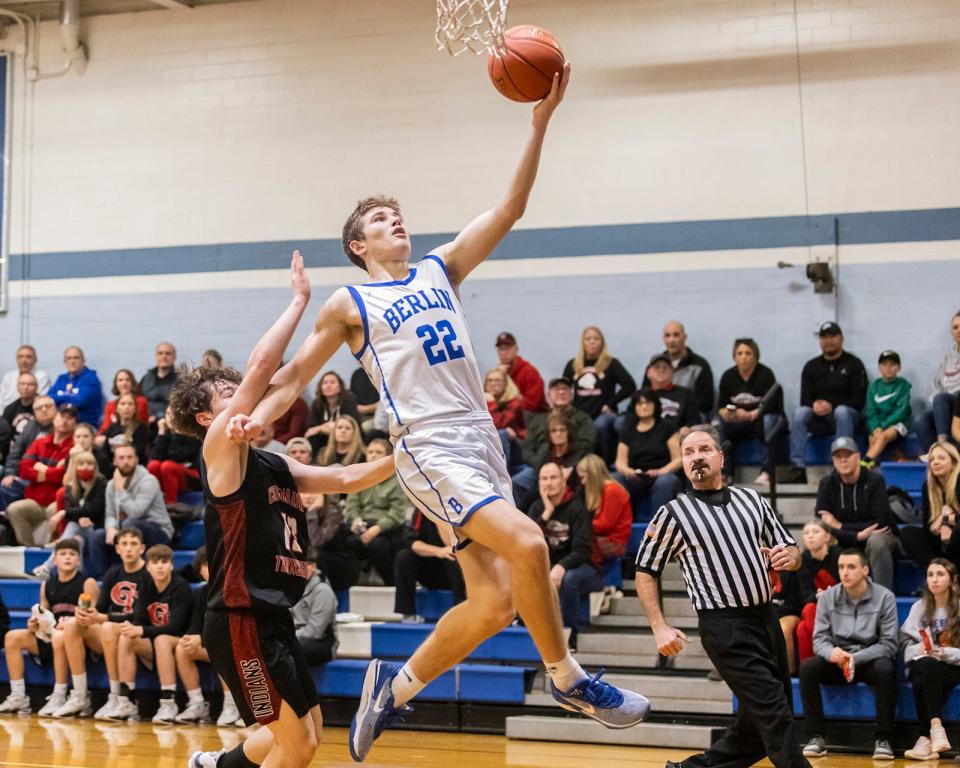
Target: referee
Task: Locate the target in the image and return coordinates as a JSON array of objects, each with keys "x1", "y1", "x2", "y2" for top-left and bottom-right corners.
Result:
[{"x1": 636, "y1": 425, "x2": 810, "y2": 768}]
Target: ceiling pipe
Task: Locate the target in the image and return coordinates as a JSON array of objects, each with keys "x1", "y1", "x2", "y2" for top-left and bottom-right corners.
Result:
[{"x1": 29, "y1": 0, "x2": 87, "y2": 80}]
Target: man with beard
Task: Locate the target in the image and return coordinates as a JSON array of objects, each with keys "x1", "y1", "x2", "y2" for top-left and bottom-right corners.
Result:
[{"x1": 635, "y1": 425, "x2": 809, "y2": 768}]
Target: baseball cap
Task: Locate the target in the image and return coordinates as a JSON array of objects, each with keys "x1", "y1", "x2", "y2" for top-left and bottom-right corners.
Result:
[
  {"x1": 495, "y1": 332, "x2": 517, "y2": 348},
  {"x1": 878, "y1": 350, "x2": 901, "y2": 365},
  {"x1": 548, "y1": 376, "x2": 572, "y2": 389},
  {"x1": 648, "y1": 353, "x2": 671, "y2": 367},
  {"x1": 830, "y1": 436, "x2": 859, "y2": 455},
  {"x1": 818, "y1": 321, "x2": 842, "y2": 337},
  {"x1": 58, "y1": 403, "x2": 78, "y2": 417}
]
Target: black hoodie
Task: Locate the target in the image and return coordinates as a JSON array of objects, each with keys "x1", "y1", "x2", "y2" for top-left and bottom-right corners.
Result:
[{"x1": 815, "y1": 468, "x2": 897, "y2": 545}]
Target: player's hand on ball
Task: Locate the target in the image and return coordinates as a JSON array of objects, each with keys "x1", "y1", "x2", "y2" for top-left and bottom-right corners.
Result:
[
  {"x1": 226, "y1": 413, "x2": 262, "y2": 444},
  {"x1": 654, "y1": 624, "x2": 690, "y2": 656},
  {"x1": 290, "y1": 250, "x2": 311, "y2": 304},
  {"x1": 533, "y1": 62, "x2": 571, "y2": 126}
]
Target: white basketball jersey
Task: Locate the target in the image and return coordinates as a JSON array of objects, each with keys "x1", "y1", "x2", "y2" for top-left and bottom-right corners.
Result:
[{"x1": 346, "y1": 255, "x2": 489, "y2": 436}]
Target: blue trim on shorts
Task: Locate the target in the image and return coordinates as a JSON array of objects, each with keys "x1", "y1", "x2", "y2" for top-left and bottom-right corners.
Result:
[
  {"x1": 460, "y1": 495, "x2": 503, "y2": 526},
  {"x1": 345, "y1": 285, "x2": 369, "y2": 359},
  {"x1": 400, "y1": 438, "x2": 453, "y2": 526},
  {"x1": 370, "y1": 344, "x2": 402, "y2": 426},
  {"x1": 395, "y1": 464, "x2": 444, "y2": 524}
]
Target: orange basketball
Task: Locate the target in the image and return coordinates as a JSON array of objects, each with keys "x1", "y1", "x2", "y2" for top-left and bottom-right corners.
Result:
[{"x1": 487, "y1": 25, "x2": 564, "y2": 103}]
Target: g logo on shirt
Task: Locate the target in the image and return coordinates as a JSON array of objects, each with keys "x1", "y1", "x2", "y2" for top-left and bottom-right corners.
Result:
[
  {"x1": 147, "y1": 602, "x2": 169, "y2": 626},
  {"x1": 110, "y1": 581, "x2": 139, "y2": 613}
]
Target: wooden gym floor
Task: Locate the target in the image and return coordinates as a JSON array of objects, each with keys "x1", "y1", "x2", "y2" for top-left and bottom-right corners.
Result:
[{"x1": 0, "y1": 718, "x2": 896, "y2": 768}]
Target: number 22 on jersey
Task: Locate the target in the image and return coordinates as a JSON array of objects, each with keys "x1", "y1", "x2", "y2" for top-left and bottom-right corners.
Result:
[{"x1": 416, "y1": 320, "x2": 465, "y2": 366}]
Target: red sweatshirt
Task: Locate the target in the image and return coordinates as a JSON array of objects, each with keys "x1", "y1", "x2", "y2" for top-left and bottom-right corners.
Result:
[
  {"x1": 487, "y1": 396, "x2": 527, "y2": 439},
  {"x1": 98, "y1": 396, "x2": 150, "y2": 434},
  {"x1": 20, "y1": 433, "x2": 74, "y2": 506},
  {"x1": 591, "y1": 481, "x2": 633, "y2": 567},
  {"x1": 508, "y1": 357, "x2": 547, "y2": 413}
]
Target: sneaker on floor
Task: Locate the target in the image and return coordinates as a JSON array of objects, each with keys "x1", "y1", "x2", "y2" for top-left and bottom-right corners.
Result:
[
  {"x1": 873, "y1": 739, "x2": 895, "y2": 761},
  {"x1": 400, "y1": 614, "x2": 425, "y2": 624},
  {"x1": 38, "y1": 691, "x2": 68, "y2": 717},
  {"x1": 931, "y1": 725, "x2": 952, "y2": 754},
  {"x1": 31, "y1": 564, "x2": 51, "y2": 580},
  {"x1": 786, "y1": 466, "x2": 808, "y2": 485},
  {"x1": 549, "y1": 670, "x2": 650, "y2": 729},
  {"x1": 52, "y1": 689, "x2": 91, "y2": 718},
  {"x1": 215, "y1": 699, "x2": 240, "y2": 727},
  {"x1": 905, "y1": 736, "x2": 939, "y2": 761},
  {"x1": 152, "y1": 697, "x2": 179, "y2": 724},
  {"x1": 0, "y1": 692, "x2": 32, "y2": 715},
  {"x1": 112, "y1": 696, "x2": 140, "y2": 722},
  {"x1": 754, "y1": 471, "x2": 771, "y2": 486},
  {"x1": 349, "y1": 658, "x2": 411, "y2": 762},
  {"x1": 94, "y1": 694, "x2": 121, "y2": 721},
  {"x1": 802, "y1": 735, "x2": 827, "y2": 757},
  {"x1": 176, "y1": 700, "x2": 211, "y2": 725},
  {"x1": 188, "y1": 750, "x2": 226, "y2": 768}
]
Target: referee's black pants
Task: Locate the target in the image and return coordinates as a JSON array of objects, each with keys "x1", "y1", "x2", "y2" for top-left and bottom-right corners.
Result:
[{"x1": 681, "y1": 604, "x2": 810, "y2": 768}]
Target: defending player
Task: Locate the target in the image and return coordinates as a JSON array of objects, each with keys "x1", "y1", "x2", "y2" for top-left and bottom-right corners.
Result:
[
  {"x1": 226, "y1": 66, "x2": 650, "y2": 763},
  {"x1": 169, "y1": 253, "x2": 397, "y2": 768}
]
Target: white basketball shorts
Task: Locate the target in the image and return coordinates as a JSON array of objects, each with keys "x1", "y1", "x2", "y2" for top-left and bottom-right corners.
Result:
[{"x1": 393, "y1": 418, "x2": 513, "y2": 536}]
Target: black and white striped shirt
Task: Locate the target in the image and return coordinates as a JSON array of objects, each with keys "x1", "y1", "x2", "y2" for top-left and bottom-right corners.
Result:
[{"x1": 635, "y1": 485, "x2": 795, "y2": 611}]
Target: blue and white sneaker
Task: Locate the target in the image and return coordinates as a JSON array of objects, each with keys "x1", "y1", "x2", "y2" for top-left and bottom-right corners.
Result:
[
  {"x1": 550, "y1": 670, "x2": 651, "y2": 729},
  {"x1": 349, "y1": 659, "x2": 412, "y2": 762}
]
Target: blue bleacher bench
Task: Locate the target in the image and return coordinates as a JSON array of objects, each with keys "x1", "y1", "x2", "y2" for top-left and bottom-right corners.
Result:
[{"x1": 372, "y1": 623, "x2": 539, "y2": 662}]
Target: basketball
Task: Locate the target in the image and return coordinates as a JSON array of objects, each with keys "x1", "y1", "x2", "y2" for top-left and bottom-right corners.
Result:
[{"x1": 487, "y1": 25, "x2": 565, "y2": 103}]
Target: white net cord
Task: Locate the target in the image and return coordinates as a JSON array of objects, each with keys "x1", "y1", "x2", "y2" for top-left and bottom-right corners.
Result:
[{"x1": 436, "y1": 0, "x2": 508, "y2": 56}]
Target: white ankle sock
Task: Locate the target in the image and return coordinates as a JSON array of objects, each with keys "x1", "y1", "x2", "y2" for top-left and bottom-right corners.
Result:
[
  {"x1": 222, "y1": 690, "x2": 235, "y2": 707},
  {"x1": 161, "y1": 684, "x2": 175, "y2": 693},
  {"x1": 72, "y1": 674, "x2": 87, "y2": 696},
  {"x1": 53, "y1": 683, "x2": 68, "y2": 696},
  {"x1": 10, "y1": 680, "x2": 25, "y2": 696},
  {"x1": 545, "y1": 651, "x2": 586, "y2": 692},
  {"x1": 187, "y1": 688, "x2": 204, "y2": 705},
  {"x1": 389, "y1": 663, "x2": 426, "y2": 707},
  {"x1": 109, "y1": 680, "x2": 120, "y2": 696}
]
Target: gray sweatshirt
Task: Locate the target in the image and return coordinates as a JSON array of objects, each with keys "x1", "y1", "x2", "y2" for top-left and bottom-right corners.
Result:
[
  {"x1": 934, "y1": 345, "x2": 960, "y2": 398},
  {"x1": 813, "y1": 581, "x2": 899, "y2": 665},
  {"x1": 291, "y1": 572, "x2": 338, "y2": 649},
  {"x1": 901, "y1": 599, "x2": 960, "y2": 666},
  {"x1": 104, "y1": 464, "x2": 173, "y2": 538}
]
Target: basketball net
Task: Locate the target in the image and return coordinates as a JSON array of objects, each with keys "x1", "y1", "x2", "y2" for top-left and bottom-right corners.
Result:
[{"x1": 435, "y1": 0, "x2": 508, "y2": 56}]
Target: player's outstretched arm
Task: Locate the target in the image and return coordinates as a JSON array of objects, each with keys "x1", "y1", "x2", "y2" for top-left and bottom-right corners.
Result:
[
  {"x1": 228, "y1": 288, "x2": 354, "y2": 444},
  {"x1": 280, "y1": 454, "x2": 396, "y2": 495},
  {"x1": 435, "y1": 63, "x2": 570, "y2": 286}
]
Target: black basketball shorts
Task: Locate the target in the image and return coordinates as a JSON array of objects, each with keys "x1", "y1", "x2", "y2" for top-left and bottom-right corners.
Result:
[{"x1": 203, "y1": 609, "x2": 320, "y2": 726}]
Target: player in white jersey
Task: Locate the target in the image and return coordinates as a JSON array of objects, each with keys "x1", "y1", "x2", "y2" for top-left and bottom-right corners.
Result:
[{"x1": 227, "y1": 65, "x2": 650, "y2": 763}]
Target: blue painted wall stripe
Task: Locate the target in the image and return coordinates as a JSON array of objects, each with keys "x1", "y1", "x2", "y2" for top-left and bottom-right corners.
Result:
[{"x1": 9, "y1": 207, "x2": 960, "y2": 281}]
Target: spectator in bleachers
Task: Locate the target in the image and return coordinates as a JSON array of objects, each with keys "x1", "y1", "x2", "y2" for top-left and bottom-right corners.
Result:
[
  {"x1": 115, "y1": 544, "x2": 193, "y2": 723},
  {"x1": 200, "y1": 348, "x2": 222, "y2": 368},
  {"x1": 901, "y1": 441, "x2": 960, "y2": 574},
  {"x1": 252, "y1": 421, "x2": 287, "y2": 454},
  {"x1": 147, "y1": 409, "x2": 202, "y2": 505},
  {"x1": 528, "y1": 461, "x2": 599, "y2": 651},
  {"x1": 513, "y1": 377, "x2": 596, "y2": 502},
  {"x1": 94, "y1": 394, "x2": 149, "y2": 475},
  {"x1": 32, "y1": 450, "x2": 106, "y2": 580},
  {"x1": 796, "y1": 519, "x2": 840, "y2": 665},
  {"x1": 485, "y1": 368, "x2": 526, "y2": 470},
  {"x1": 655, "y1": 321, "x2": 715, "y2": 419},
  {"x1": 0, "y1": 372, "x2": 39, "y2": 463},
  {"x1": 345, "y1": 438, "x2": 406, "y2": 586},
  {"x1": 799, "y1": 549, "x2": 898, "y2": 760},
  {"x1": 171, "y1": 546, "x2": 243, "y2": 727},
  {"x1": 522, "y1": 412, "x2": 587, "y2": 492},
  {"x1": 643, "y1": 354, "x2": 699, "y2": 429},
  {"x1": 862, "y1": 350, "x2": 912, "y2": 467},
  {"x1": 769, "y1": 561, "x2": 806, "y2": 675},
  {"x1": 305, "y1": 370, "x2": 361, "y2": 455},
  {"x1": 53, "y1": 528, "x2": 146, "y2": 719},
  {"x1": 351, "y1": 366, "x2": 381, "y2": 437},
  {"x1": 285, "y1": 436, "x2": 314, "y2": 465},
  {"x1": 4, "y1": 405, "x2": 76, "y2": 546},
  {"x1": 902, "y1": 558, "x2": 960, "y2": 761},
  {"x1": 103, "y1": 442, "x2": 173, "y2": 550},
  {"x1": 815, "y1": 437, "x2": 900, "y2": 590},
  {"x1": 563, "y1": 326, "x2": 636, "y2": 462},
  {"x1": 714, "y1": 338, "x2": 786, "y2": 486},
  {"x1": 318, "y1": 414, "x2": 365, "y2": 467},
  {"x1": 393, "y1": 508, "x2": 466, "y2": 623},
  {"x1": 788, "y1": 323, "x2": 868, "y2": 484},
  {"x1": 0, "y1": 540, "x2": 98, "y2": 716},
  {"x1": 495, "y1": 331, "x2": 547, "y2": 414},
  {"x1": 98, "y1": 369, "x2": 149, "y2": 435},
  {"x1": 139, "y1": 342, "x2": 178, "y2": 425},
  {"x1": 916, "y1": 311, "x2": 960, "y2": 452},
  {"x1": 613, "y1": 390, "x2": 682, "y2": 521},
  {"x1": 271, "y1": 393, "x2": 309, "y2": 444},
  {"x1": 0, "y1": 395, "x2": 57, "y2": 510},
  {"x1": 49, "y1": 346, "x2": 104, "y2": 428},
  {"x1": 576, "y1": 454, "x2": 632, "y2": 573},
  {"x1": 0, "y1": 344, "x2": 50, "y2": 408},
  {"x1": 291, "y1": 560, "x2": 339, "y2": 665}
]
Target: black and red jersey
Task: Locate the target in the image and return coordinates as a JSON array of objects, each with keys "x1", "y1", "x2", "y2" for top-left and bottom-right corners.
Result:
[
  {"x1": 97, "y1": 563, "x2": 147, "y2": 622},
  {"x1": 45, "y1": 570, "x2": 85, "y2": 621},
  {"x1": 201, "y1": 448, "x2": 310, "y2": 612},
  {"x1": 132, "y1": 573, "x2": 192, "y2": 638}
]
